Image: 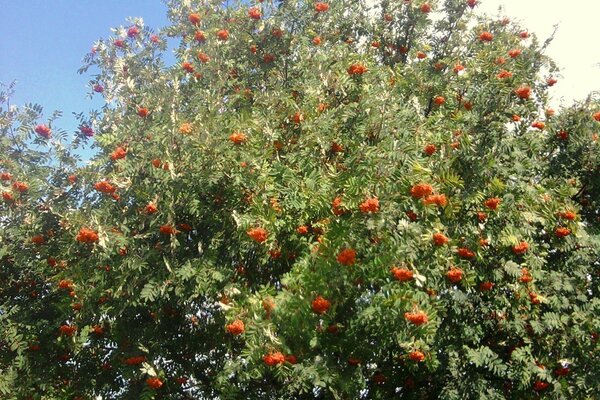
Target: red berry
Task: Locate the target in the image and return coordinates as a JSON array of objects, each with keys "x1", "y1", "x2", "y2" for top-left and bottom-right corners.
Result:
[{"x1": 311, "y1": 296, "x2": 331, "y2": 314}]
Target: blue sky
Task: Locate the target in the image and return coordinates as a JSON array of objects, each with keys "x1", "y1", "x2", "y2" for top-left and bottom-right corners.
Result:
[{"x1": 0, "y1": 0, "x2": 170, "y2": 141}]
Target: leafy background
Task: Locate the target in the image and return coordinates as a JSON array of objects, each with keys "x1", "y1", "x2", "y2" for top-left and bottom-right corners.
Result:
[{"x1": 0, "y1": 1, "x2": 599, "y2": 399}]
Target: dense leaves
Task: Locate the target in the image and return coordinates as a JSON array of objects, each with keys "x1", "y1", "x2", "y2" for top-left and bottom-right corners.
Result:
[{"x1": 1, "y1": 0, "x2": 599, "y2": 399}]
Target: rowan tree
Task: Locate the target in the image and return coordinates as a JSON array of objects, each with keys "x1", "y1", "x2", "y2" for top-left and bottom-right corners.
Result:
[{"x1": 1, "y1": 1, "x2": 599, "y2": 399}]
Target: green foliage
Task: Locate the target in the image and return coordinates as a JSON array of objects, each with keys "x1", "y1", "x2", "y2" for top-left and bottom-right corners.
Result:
[{"x1": 1, "y1": 1, "x2": 599, "y2": 399}]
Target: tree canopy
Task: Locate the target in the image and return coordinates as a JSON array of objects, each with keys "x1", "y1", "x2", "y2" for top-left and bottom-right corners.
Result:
[{"x1": 1, "y1": 0, "x2": 599, "y2": 399}]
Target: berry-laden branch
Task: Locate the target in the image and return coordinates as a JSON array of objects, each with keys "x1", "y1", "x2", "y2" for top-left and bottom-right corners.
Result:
[{"x1": 1, "y1": 1, "x2": 599, "y2": 399}]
